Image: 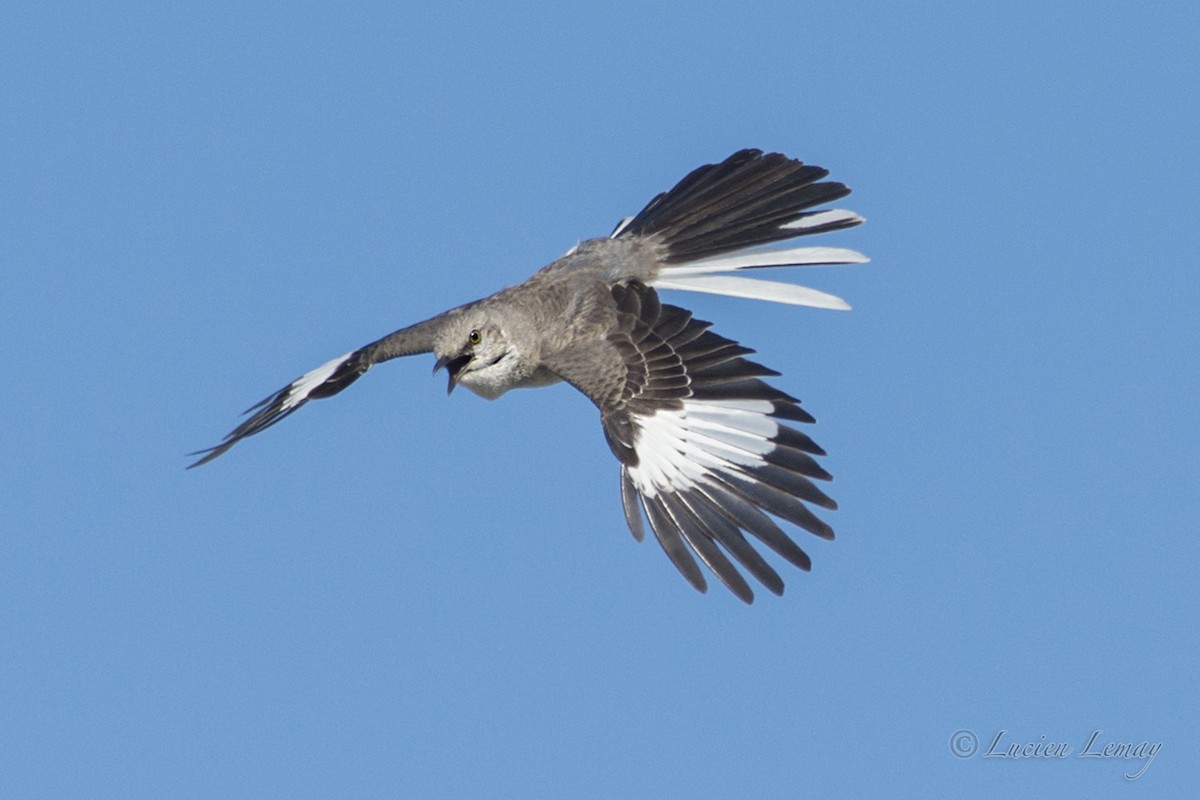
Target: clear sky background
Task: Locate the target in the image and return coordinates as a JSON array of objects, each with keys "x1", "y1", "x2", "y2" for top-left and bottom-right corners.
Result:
[{"x1": 3, "y1": 2, "x2": 1197, "y2": 797}]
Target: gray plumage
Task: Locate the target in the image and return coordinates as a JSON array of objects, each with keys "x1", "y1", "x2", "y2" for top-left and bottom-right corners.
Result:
[{"x1": 190, "y1": 149, "x2": 868, "y2": 603}]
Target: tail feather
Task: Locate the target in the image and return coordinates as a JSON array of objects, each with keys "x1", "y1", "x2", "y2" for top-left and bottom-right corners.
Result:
[
  {"x1": 664, "y1": 179, "x2": 850, "y2": 261},
  {"x1": 662, "y1": 244, "x2": 868, "y2": 276},
  {"x1": 617, "y1": 149, "x2": 862, "y2": 261},
  {"x1": 627, "y1": 151, "x2": 819, "y2": 248},
  {"x1": 617, "y1": 149, "x2": 867, "y2": 309},
  {"x1": 781, "y1": 208, "x2": 864, "y2": 234},
  {"x1": 653, "y1": 276, "x2": 852, "y2": 310}
]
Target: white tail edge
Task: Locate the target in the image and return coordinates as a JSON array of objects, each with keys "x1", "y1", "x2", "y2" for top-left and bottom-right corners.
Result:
[
  {"x1": 652, "y1": 275, "x2": 851, "y2": 310},
  {"x1": 663, "y1": 245, "x2": 869, "y2": 276}
]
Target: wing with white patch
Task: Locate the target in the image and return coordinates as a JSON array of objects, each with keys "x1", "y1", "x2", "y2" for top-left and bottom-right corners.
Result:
[
  {"x1": 188, "y1": 317, "x2": 442, "y2": 468},
  {"x1": 187, "y1": 349, "x2": 367, "y2": 467},
  {"x1": 550, "y1": 282, "x2": 835, "y2": 603}
]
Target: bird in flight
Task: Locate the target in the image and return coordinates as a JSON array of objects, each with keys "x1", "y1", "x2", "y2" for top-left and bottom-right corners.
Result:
[{"x1": 191, "y1": 149, "x2": 867, "y2": 603}]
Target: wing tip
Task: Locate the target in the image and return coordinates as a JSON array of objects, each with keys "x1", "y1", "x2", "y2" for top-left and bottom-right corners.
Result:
[{"x1": 185, "y1": 443, "x2": 231, "y2": 469}]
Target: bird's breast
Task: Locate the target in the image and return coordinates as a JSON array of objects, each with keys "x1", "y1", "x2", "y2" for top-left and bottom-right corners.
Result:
[{"x1": 459, "y1": 363, "x2": 561, "y2": 400}]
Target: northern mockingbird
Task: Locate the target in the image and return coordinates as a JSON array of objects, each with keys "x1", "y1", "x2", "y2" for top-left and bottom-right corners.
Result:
[{"x1": 191, "y1": 149, "x2": 867, "y2": 603}]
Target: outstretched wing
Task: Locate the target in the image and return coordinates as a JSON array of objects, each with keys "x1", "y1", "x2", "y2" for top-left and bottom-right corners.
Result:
[
  {"x1": 548, "y1": 282, "x2": 835, "y2": 603},
  {"x1": 188, "y1": 318, "x2": 442, "y2": 468}
]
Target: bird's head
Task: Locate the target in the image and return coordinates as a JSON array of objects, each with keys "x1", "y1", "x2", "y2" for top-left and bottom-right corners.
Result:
[{"x1": 432, "y1": 314, "x2": 520, "y2": 400}]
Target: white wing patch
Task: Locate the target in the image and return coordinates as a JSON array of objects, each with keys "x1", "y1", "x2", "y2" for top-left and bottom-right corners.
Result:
[
  {"x1": 279, "y1": 350, "x2": 357, "y2": 413},
  {"x1": 626, "y1": 398, "x2": 779, "y2": 499}
]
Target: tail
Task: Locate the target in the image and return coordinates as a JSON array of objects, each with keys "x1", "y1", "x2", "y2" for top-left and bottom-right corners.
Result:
[{"x1": 614, "y1": 149, "x2": 867, "y2": 310}]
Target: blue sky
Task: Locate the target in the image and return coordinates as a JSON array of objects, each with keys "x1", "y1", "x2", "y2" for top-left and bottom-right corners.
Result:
[{"x1": 3, "y1": 1, "x2": 1197, "y2": 797}]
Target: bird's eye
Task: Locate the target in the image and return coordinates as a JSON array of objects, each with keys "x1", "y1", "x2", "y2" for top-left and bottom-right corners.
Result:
[{"x1": 468, "y1": 329, "x2": 482, "y2": 346}]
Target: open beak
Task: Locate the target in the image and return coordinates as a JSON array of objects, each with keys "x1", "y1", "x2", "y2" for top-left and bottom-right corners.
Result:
[{"x1": 433, "y1": 353, "x2": 472, "y2": 394}]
